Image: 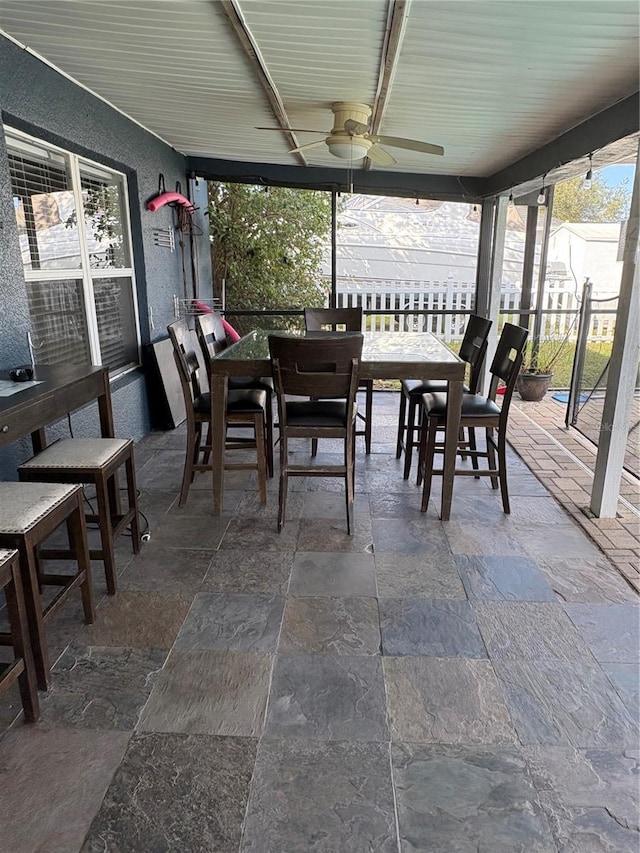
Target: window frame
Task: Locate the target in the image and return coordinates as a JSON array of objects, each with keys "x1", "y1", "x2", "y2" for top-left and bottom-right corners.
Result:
[{"x1": 6, "y1": 126, "x2": 142, "y2": 377}]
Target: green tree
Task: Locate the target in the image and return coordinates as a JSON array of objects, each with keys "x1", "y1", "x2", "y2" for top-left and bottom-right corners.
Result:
[
  {"x1": 552, "y1": 172, "x2": 629, "y2": 223},
  {"x1": 208, "y1": 183, "x2": 331, "y2": 323}
]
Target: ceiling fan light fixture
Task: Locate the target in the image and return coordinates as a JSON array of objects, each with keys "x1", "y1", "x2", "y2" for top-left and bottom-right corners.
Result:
[{"x1": 326, "y1": 135, "x2": 372, "y2": 161}]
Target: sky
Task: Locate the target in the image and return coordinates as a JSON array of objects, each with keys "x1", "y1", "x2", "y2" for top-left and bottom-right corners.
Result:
[{"x1": 598, "y1": 163, "x2": 635, "y2": 189}]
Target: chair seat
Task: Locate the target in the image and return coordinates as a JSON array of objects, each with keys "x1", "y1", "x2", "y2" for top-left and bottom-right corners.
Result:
[
  {"x1": 0, "y1": 482, "x2": 82, "y2": 534},
  {"x1": 402, "y1": 378, "x2": 470, "y2": 396},
  {"x1": 194, "y1": 388, "x2": 267, "y2": 415},
  {"x1": 423, "y1": 392, "x2": 501, "y2": 419},
  {"x1": 229, "y1": 376, "x2": 274, "y2": 393},
  {"x1": 286, "y1": 399, "x2": 355, "y2": 427},
  {"x1": 19, "y1": 437, "x2": 132, "y2": 470}
]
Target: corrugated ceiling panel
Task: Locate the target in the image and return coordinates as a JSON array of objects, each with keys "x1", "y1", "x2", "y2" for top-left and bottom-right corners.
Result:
[
  {"x1": 0, "y1": 0, "x2": 637, "y2": 176},
  {"x1": 0, "y1": 1, "x2": 294, "y2": 162},
  {"x1": 388, "y1": 1, "x2": 640, "y2": 176}
]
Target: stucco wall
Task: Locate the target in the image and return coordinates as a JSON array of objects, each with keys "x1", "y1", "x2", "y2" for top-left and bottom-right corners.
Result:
[{"x1": 0, "y1": 37, "x2": 212, "y2": 476}]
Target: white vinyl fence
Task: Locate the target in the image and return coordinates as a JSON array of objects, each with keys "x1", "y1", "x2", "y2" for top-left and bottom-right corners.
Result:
[{"x1": 330, "y1": 278, "x2": 616, "y2": 343}]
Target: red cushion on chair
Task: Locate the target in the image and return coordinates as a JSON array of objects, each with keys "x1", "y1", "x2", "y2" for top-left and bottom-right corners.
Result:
[{"x1": 222, "y1": 318, "x2": 241, "y2": 342}]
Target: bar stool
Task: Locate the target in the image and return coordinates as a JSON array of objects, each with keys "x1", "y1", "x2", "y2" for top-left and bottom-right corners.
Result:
[
  {"x1": 0, "y1": 549, "x2": 39, "y2": 722},
  {"x1": 0, "y1": 482, "x2": 95, "y2": 690},
  {"x1": 18, "y1": 438, "x2": 141, "y2": 596}
]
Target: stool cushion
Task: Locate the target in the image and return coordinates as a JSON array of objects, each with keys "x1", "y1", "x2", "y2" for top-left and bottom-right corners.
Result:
[
  {"x1": 403, "y1": 378, "x2": 470, "y2": 396},
  {"x1": 0, "y1": 548, "x2": 19, "y2": 567},
  {"x1": 423, "y1": 392, "x2": 500, "y2": 419},
  {"x1": 194, "y1": 389, "x2": 267, "y2": 415},
  {"x1": 19, "y1": 438, "x2": 132, "y2": 470},
  {"x1": 285, "y1": 400, "x2": 355, "y2": 427},
  {"x1": 0, "y1": 483, "x2": 82, "y2": 534}
]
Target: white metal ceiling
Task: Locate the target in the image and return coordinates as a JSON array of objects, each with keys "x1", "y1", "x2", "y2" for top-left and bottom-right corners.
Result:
[{"x1": 0, "y1": 0, "x2": 637, "y2": 178}]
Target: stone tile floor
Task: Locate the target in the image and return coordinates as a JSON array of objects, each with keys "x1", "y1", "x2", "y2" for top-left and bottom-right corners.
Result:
[{"x1": 0, "y1": 392, "x2": 638, "y2": 852}]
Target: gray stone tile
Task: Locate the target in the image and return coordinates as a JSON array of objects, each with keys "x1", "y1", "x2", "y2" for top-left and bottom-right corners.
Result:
[
  {"x1": 77, "y1": 591, "x2": 192, "y2": 649},
  {"x1": 236, "y1": 489, "x2": 304, "y2": 519},
  {"x1": 264, "y1": 654, "x2": 388, "y2": 742},
  {"x1": 494, "y1": 660, "x2": 636, "y2": 747},
  {"x1": 505, "y1": 475, "x2": 551, "y2": 497},
  {"x1": 565, "y1": 603, "x2": 640, "y2": 663},
  {"x1": 135, "y1": 450, "x2": 184, "y2": 491},
  {"x1": 474, "y1": 602, "x2": 593, "y2": 660},
  {"x1": 384, "y1": 657, "x2": 517, "y2": 745},
  {"x1": 537, "y1": 556, "x2": 638, "y2": 603},
  {"x1": 168, "y1": 487, "x2": 243, "y2": 515},
  {"x1": 456, "y1": 555, "x2": 556, "y2": 601},
  {"x1": 202, "y1": 548, "x2": 293, "y2": 594},
  {"x1": 0, "y1": 727, "x2": 130, "y2": 853},
  {"x1": 39, "y1": 644, "x2": 165, "y2": 730},
  {"x1": 602, "y1": 663, "x2": 640, "y2": 723},
  {"x1": 444, "y1": 521, "x2": 528, "y2": 556},
  {"x1": 242, "y1": 739, "x2": 397, "y2": 852},
  {"x1": 289, "y1": 551, "x2": 376, "y2": 597},
  {"x1": 369, "y1": 491, "x2": 426, "y2": 519},
  {"x1": 508, "y1": 497, "x2": 574, "y2": 524},
  {"x1": 137, "y1": 650, "x2": 272, "y2": 736},
  {"x1": 82, "y1": 733, "x2": 256, "y2": 853},
  {"x1": 391, "y1": 743, "x2": 556, "y2": 852},
  {"x1": 134, "y1": 488, "x2": 178, "y2": 531},
  {"x1": 279, "y1": 596, "x2": 381, "y2": 655},
  {"x1": 302, "y1": 490, "x2": 370, "y2": 519},
  {"x1": 379, "y1": 599, "x2": 487, "y2": 657},
  {"x1": 220, "y1": 516, "x2": 300, "y2": 550},
  {"x1": 372, "y1": 517, "x2": 451, "y2": 555},
  {"x1": 518, "y1": 523, "x2": 604, "y2": 560},
  {"x1": 524, "y1": 746, "x2": 640, "y2": 852},
  {"x1": 150, "y1": 511, "x2": 230, "y2": 550},
  {"x1": 375, "y1": 551, "x2": 466, "y2": 598},
  {"x1": 296, "y1": 516, "x2": 373, "y2": 552},
  {"x1": 118, "y1": 547, "x2": 211, "y2": 594},
  {"x1": 174, "y1": 592, "x2": 284, "y2": 652}
]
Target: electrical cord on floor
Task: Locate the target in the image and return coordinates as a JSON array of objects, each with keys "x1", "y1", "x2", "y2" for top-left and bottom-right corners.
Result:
[{"x1": 81, "y1": 487, "x2": 151, "y2": 541}]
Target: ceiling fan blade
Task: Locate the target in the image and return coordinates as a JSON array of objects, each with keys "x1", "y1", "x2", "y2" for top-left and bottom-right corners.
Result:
[
  {"x1": 288, "y1": 139, "x2": 327, "y2": 154},
  {"x1": 367, "y1": 144, "x2": 396, "y2": 166},
  {"x1": 375, "y1": 135, "x2": 445, "y2": 156},
  {"x1": 256, "y1": 126, "x2": 329, "y2": 134},
  {"x1": 344, "y1": 118, "x2": 370, "y2": 135}
]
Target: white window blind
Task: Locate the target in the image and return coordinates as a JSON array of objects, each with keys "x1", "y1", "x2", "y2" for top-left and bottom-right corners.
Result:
[{"x1": 7, "y1": 128, "x2": 140, "y2": 374}]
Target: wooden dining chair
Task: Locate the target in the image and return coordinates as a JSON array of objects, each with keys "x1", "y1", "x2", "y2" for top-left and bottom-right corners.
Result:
[
  {"x1": 418, "y1": 322, "x2": 528, "y2": 514},
  {"x1": 396, "y1": 314, "x2": 492, "y2": 479},
  {"x1": 195, "y1": 311, "x2": 275, "y2": 477},
  {"x1": 168, "y1": 319, "x2": 268, "y2": 506},
  {"x1": 304, "y1": 307, "x2": 373, "y2": 454},
  {"x1": 269, "y1": 333, "x2": 363, "y2": 534}
]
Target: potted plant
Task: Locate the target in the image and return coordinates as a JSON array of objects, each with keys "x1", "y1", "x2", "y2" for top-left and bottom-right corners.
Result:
[{"x1": 516, "y1": 329, "x2": 573, "y2": 402}]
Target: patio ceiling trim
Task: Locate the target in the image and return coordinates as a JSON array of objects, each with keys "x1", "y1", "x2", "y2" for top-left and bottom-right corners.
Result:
[
  {"x1": 219, "y1": 0, "x2": 307, "y2": 167},
  {"x1": 363, "y1": 0, "x2": 411, "y2": 172},
  {"x1": 186, "y1": 155, "x2": 483, "y2": 201},
  {"x1": 481, "y1": 93, "x2": 640, "y2": 198}
]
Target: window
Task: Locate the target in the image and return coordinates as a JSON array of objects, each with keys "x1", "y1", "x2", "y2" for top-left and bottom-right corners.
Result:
[{"x1": 7, "y1": 129, "x2": 139, "y2": 373}]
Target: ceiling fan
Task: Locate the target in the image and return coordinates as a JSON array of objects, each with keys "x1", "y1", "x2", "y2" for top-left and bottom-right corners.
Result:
[{"x1": 256, "y1": 102, "x2": 444, "y2": 165}]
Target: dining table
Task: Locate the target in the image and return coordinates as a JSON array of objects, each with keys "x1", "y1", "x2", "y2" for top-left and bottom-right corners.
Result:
[{"x1": 208, "y1": 329, "x2": 465, "y2": 520}]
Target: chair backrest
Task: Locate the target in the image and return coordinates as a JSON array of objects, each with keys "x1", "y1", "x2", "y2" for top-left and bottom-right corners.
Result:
[
  {"x1": 488, "y1": 322, "x2": 529, "y2": 415},
  {"x1": 195, "y1": 311, "x2": 228, "y2": 370},
  {"x1": 167, "y1": 319, "x2": 204, "y2": 408},
  {"x1": 304, "y1": 306, "x2": 363, "y2": 332},
  {"x1": 459, "y1": 314, "x2": 493, "y2": 393},
  {"x1": 269, "y1": 333, "x2": 363, "y2": 402}
]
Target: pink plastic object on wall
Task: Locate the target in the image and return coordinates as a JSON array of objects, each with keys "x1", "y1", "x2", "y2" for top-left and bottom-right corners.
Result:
[
  {"x1": 222, "y1": 319, "x2": 241, "y2": 342},
  {"x1": 146, "y1": 191, "x2": 195, "y2": 214}
]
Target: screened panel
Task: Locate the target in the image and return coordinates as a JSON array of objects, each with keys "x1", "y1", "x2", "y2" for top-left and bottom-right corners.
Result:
[
  {"x1": 7, "y1": 138, "x2": 82, "y2": 272},
  {"x1": 94, "y1": 277, "x2": 138, "y2": 371},
  {"x1": 25, "y1": 279, "x2": 91, "y2": 365},
  {"x1": 80, "y1": 165, "x2": 130, "y2": 269}
]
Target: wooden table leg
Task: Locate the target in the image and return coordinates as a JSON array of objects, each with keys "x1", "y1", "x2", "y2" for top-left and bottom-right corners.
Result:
[
  {"x1": 440, "y1": 378, "x2": 463, "y2": 521},
  {"x1": 211, "y1": 374, "x2": 228, "y2": 515}
]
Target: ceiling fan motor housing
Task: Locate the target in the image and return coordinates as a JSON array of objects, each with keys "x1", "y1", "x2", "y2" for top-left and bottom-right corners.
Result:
[{"x1": 328, "y1": 102, "x2": 372, "y2": 159}]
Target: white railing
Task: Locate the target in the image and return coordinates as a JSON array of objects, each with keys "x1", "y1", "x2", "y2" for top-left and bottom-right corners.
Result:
[{"x1": 331, "y1": 278, "x2": 616, "y2": 343}]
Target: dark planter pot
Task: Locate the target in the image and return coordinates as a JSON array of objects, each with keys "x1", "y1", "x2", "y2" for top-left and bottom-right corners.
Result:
[{"x1": 517, "y1": 372, "x2": 553, "y2": 402}]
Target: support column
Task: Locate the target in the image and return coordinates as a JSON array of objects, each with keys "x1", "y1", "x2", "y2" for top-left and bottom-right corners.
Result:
[
  {"x1": 477, "y1": 197, "x2": 507, "y2": 389},
  {"x1": 590, "y1": 146, "x2": 640, "y2": 517},
  {"x1": 330, "y1": 190, "x2": 337, "y2": 308}
]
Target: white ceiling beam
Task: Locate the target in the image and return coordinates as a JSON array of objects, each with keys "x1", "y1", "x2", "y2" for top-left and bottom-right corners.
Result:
[
  {"x1": 219, "y1": 0, "x2": 307, "y2": 167},
  {"x1": 364, "y1": 0, "x2": 411, "y2": 172}
]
